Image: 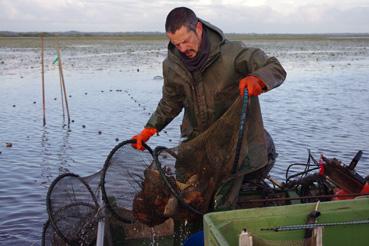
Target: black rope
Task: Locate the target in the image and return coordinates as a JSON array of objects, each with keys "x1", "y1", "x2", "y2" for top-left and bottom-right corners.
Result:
[
  {"x1": 285, "y1": 150, "x2": 320, "y2": 183},
  {"x1": 286, "y1": 167, "x2": 320, "y2": 184}
]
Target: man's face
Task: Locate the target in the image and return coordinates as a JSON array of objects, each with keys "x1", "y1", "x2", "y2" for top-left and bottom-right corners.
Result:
[{"x1": 167, "y1": 22, "x2": 203, "y2": 59}]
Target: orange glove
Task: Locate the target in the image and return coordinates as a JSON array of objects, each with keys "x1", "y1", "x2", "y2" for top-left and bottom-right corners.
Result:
[
  {"x1": 131, "y1": 128, "x2": 157, "y2": 151},
  {"x1": 239, "y1": 76, "x2": 266, "y2": 97}
]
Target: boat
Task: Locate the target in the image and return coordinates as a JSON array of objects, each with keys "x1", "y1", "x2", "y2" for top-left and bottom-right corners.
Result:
[{"x1": 204, "y1": 197, "x2": 369, "y2": 246}]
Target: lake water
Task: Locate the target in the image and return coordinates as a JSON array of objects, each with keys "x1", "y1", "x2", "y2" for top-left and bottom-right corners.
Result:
[{"x1": 0, "y1": 35, "x2": 369, "y2": 245}]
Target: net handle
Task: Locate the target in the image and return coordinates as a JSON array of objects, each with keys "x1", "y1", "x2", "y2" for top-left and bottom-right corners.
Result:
[
  {"x1": 232, "y1": 89, "x2": 249, "y2": 174},
  {"x1": 100, "y1": 139, "x2": 153, "y2": 223}
]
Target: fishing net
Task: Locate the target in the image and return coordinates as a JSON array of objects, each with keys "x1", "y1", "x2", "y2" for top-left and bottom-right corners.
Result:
[
  {"x1": 43, "y1": 140, "x2": 162, "y2": 245},
  {"x1": 100, "y1": 140, "x2": 154, "y2": 223},
  {"x1": 45, "y1": 172, "x2": 101, "y2": 245},
  {"x1": 133, "y1": 96, "x2": 274, "y2": 226}
]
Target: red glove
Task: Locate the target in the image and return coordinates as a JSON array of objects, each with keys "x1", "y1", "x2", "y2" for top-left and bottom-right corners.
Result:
[
  {"x1": 131, "y1": 128, "x2": 157, "y2": 151},
  {"x1": 239, "y1": 76, "x2": 266, "y2": 97}
]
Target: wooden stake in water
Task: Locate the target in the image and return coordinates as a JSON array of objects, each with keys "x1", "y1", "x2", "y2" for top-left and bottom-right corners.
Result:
[
  {"x1": 41, "y1": 34, "x2": 46, "y2": 126},
  {"x1": 56, "y1": 44, "x2": 66, "y2": 119},
  {"x1": 56, "y1": 47, "x2": 71, "y2": 125},
  {"x1": 55, "y1": 39, "x2": 65, "y2": 119}
]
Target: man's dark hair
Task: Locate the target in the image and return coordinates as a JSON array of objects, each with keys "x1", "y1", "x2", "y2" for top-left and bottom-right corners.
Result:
[{"x1": 165, "y1": 7, "x2": 198, "y2": 33}]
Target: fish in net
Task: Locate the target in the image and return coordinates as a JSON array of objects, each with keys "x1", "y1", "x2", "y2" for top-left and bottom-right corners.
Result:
[
  {"x1": 132, "y1": 96, "x2": 275, "y2": 227},
  {"x1": 100, "y1": 140, "x2": 154, "y2": 223},
  {"x1": 100, "y1": 140, "x2": 176, "y2": 241}
]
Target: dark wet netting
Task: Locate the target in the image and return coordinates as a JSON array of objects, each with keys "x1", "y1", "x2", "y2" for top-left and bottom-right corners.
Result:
[
  {"x1": 44, "y1": 140, "x2": 155, "y2": 245},
  {"x1": 46, "y1": 173, "x2": 100, "y2": 245},
  {"x1": 101, "y1": 140, "x2": 154, "y2": 223}
]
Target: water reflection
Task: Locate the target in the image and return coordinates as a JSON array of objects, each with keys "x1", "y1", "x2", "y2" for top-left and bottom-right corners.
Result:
[{"x1": 40, "y1": 126, "x2": 52, "y2": 188}]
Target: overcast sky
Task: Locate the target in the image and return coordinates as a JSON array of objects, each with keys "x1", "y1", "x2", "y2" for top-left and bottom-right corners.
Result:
[{"x1": 1, "y1": 0, "x2": 369, "y2": 33}]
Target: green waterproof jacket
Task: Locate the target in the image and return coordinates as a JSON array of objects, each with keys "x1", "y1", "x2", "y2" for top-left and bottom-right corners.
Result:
[{"x1": 146, "y1": 20, "x2": 286, "y2": 170}]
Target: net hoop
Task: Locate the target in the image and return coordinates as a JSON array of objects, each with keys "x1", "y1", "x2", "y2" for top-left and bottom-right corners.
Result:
[
  {"x1": 46, "y1": 172, "x2": 99, "y2": 245},
  {"x1": 100, "y1": 139, "x2": 153, "y2": 223}
]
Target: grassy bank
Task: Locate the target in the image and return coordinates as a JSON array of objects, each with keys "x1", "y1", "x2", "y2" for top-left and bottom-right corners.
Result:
[{"x1": 1, "y1": 32, "x2": 369, "y2": 48}]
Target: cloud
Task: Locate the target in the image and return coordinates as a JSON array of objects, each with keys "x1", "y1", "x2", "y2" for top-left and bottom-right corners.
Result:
[
  {"x1": 0, "y1": 0, "x2": 368, "y2": 33},
  {"x1": 280, "y1": 5, "x2": 369, "y2": 33},
  {"x1": 200, "y1": 3, "x2": 369, "y2": 33}
]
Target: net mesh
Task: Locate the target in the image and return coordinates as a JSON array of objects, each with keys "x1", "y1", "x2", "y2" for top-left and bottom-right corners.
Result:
[
  {"x1": 44, "y1": 140, "x2": 165, "y2": 245},
  {"x1": 46, "y1": 173, "x2": 100, "y2": 245},
  {"x1": 101, "y1": 140, "x2": 154, "y2": 223},
  {"x1": 132, "y1": 97, "x2": 274, "y2": 226},
  {"x1": 42, "y1": 219, "x2": 65, "y2": 246}
]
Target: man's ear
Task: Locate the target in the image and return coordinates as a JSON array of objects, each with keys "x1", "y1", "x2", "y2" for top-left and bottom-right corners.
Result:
[{"x1": 195, "y1": 21, "x2": 203, "y2": 36}]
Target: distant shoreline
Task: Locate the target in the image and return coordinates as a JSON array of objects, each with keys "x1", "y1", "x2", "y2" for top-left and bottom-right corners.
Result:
[{"x1": 1, "y1": 31, "x2": 369, "y2": 40}]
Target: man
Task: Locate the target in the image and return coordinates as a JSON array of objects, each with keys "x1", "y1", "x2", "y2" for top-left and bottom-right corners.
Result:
[
  {"x1": 131, "y1": 6, "x2": 286, "y2": 243},
  {"x1": 132, "y1": 6, "x2": 286, "y2": 165}
]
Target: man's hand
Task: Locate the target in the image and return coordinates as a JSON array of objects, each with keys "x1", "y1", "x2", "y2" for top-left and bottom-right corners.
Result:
[
  {"x1": 131, "y1": 128, "x2": 157, "y2": 151},
  {"x1": 239, "y1": 76, "x2": 266, "y2": 97}
]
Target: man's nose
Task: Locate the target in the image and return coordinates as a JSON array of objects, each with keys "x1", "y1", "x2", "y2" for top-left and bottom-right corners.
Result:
[{"x1": 177, "y1": 44, "x2": 187, "y2": 53}]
